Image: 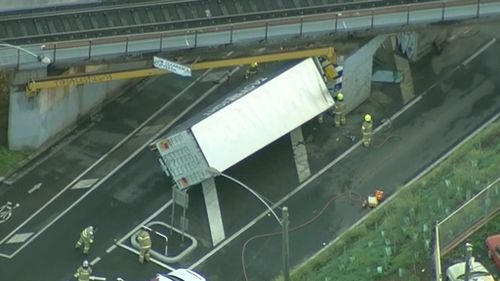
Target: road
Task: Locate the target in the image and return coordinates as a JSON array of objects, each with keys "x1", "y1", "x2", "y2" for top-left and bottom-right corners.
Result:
[{"x1": 1, "y1": 29, "x2": 500, "y2": 281}]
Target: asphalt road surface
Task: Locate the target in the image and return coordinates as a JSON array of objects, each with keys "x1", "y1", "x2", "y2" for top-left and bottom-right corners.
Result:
[{"x1": 1, "y1": 32, "x2": 500, "y2": 281}]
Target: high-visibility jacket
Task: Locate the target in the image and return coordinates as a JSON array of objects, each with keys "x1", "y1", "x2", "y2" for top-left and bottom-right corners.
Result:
[
  {"x1": 362, "y1": 121, "x2": 372, "y2": 134},
  {"x1": 334, "y1": 101, "x2": 346, "y2": 114},
  {"x1": 81, "y1": 227, "x2": 94, "y2": 243},
  {"x1": 137, "y1": 231, "x2": 152, "y2": 250},
  {"x1": 74, "y1": 266, "x2": 92, "y2": 281}
]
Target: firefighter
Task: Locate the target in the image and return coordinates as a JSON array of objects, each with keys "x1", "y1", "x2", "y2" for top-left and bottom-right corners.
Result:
[
  {"x1": 333, "y1": 92, "x2": 347, "y2": 127},
  {"x1": 137, "y1": 229, "x2": 152, "y2": 263},
  {"x1": 75, "y1": 226, "x2": 94, "y2": 255},
  {"x1": 361, "y1": 114, "x2": 373, "y2": 147},
  {"x1": 74, "y1": 260, "x2": 92, "y2": 281},
  {"x1": 245, "y1": 62, "x2": 259, "y2": 79}
]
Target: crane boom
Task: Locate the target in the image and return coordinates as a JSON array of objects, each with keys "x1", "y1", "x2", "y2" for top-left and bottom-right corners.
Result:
[{"x1": 26, "y1": 46, "x2": 336, "y2": 97}]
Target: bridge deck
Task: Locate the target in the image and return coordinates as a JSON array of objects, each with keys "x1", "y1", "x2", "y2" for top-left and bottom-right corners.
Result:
[{"x1": 0, "y1": 0, "x2": 436, "y2": 45}]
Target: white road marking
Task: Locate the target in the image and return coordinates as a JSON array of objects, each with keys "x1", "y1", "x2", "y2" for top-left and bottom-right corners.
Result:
[
  {"x1": 189, "y1": 49, "x2": 490, "y2": 269},
  {"x1": 105, "y1": 244, "x2": 117, "y2": 254},
  {"x1": 6, "y1": 232, "x2": 33, "y2": 244},
  {"x1": 90, "y1": 256, "x2": 101, "y2": 266},
  {"x1": 115, "y1": 242, "x2": 175, "y2": 271},
  {"x1": 28, "y1": 183, "x2": 42, "y2": 194},
  {"x1": 202, "y1": 178, "x2": 226, "y2": 246},
  {"x1": 0, "y1": 68, "x2": 221, "y2": 253},
  {"x1": 306, "y1": 111, "x2": 500, "y2": 263},
  {"x1": 290, "y1": 127, "x2": 311, "y2": 183},
  {"x1": 71, "y1": 178, "x2": 99, "y2": 190},
  {"x1": 136, "y1": 125, "x2": 164, "y2": 136},
  {"x1": 462, "y1": 38, "x2": 496, "y2": 66},
  {"x1": 107, "y1": 200, "x2": 172, "y2": 254},
  {"x1": 0, "y1": 51, "x2": 238, "y2": 252}
]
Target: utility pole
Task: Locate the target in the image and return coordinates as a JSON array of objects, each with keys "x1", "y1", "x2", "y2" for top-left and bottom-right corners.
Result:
[
  {"x1": 464, "y1": 242, "x2": 473, "y2": 281},
  {"x1": 207, "y1": 168, "x2": 292, "y2": 281},
  {"x1": 282, "y1": 206, "x2": 290, "y2": 281}
]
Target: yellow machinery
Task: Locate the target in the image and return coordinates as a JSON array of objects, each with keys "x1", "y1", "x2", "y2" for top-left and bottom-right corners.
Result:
[{"x1": 26, "y1": 46, "x2": 337, "y2": 97}]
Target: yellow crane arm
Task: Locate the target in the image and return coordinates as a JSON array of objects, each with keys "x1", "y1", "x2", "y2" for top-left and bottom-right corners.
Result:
[{"x1": 26, "y1": 47, "x2": 335, "y2": 97}]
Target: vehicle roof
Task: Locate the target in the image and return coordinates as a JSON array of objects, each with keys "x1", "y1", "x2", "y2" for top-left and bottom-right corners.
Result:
[
  {"x1": 156, "y1": 269, "x2": 206, "y2": 281},
  {"x1": 168, "y1": 269, "x2": 205, "y2": 281},
  {"x1": 446, "y1": 261, "x2": 493, "y2": 281}
]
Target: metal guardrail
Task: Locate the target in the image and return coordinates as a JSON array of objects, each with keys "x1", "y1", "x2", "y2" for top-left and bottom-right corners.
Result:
[
  {"x1": 433, "y1": 175, "x2": 500, "y2": 281},
  {"x1": 0, "y1": 0, "x2": 413, "y2": 45},
  {"x1": 1, "y1": 0, "x2": 499, "y2": 69}
]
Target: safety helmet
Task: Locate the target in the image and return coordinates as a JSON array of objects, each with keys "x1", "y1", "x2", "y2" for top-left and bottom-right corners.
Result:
[
  {"x1": 88, "y1": 226, "x2": 94, "y2": 233},
  {"x1": 83, "y1": 260, "x2": 89, "y2": 267},
  {"x1": 251, "y1": 62, "x2": 258, "y2": 68},
  {"x1": 364, "y1": 114, "x2": 372, "y2": 122},
  {"x1": 336, "y1": 92, "x2": 344, "y2": 101}
]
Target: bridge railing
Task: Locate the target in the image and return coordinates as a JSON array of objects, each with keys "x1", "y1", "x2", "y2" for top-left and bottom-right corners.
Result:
[
  {"x1": 432, "y1": 176, "x2": 500, "y2": 281},
  {"x1": 1, "y1": 0, "x2": 499, "y2": 69}
]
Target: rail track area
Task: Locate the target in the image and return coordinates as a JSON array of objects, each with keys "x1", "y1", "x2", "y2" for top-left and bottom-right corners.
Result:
[{"x1": 0, "y1": 0, "x2": 436, "y2": 44}]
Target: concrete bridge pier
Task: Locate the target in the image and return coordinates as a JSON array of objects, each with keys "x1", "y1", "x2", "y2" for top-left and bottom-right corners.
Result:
[{"x1": 7, "y1": 61, "x2": 146, "y2": 150}]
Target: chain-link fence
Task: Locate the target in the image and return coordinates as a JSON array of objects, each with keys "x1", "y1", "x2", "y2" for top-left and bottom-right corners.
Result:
[{"x1": 433, "y1": 176, "x2": 500, "y2": 281}]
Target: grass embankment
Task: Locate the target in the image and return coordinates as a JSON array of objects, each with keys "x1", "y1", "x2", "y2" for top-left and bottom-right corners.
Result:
[
  {"x1": 286, "y1": 119, "x2": 500, "y2": 281},
  {"x1": 0, "y1": 147, "x2": 30, "y2": 176}
]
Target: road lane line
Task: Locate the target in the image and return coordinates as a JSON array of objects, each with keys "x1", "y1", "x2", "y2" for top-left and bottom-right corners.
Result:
[
  {"x1": 108, "y1": 200, "x2": 173, "y2": 254},
  {"x1": 189, "y1": 50, "x2": 491, "y2": 269},
  {"x1": 71, "y1": 178, "x2": 99, "y2": 190},
  {"x1": 6, "y1": 232, "x2": 33, "y2": 244},
  {"x1": 6, "y1": 67, "x2": 241, "y2": 257},
  {"x1": 27, "y1": 183, "x2": 42, "y2": 194},
  {"x1": 105, "y1": 244, "x2": 116, "y2": 254},
  {"x1": 202, "y1": 178, "x2": 226, "y2": 246},
  {"x1": 305, "y1": 111, "x2": 500, "y2": 264},
  {"x1": 115, "y1": 243, "x2": 175, "y2": 271},
  {"x1": 0, "y1": 69, "x2": 212, "y2": 246},
  {"x1": 462, "y1": 38, "x2": 496, "y2": 66},
  {"x1": 90, "y1": 256, "x2": 101, "y2": 265},
  {"x1": 290, "y1": 127, "x2": 311, "y2": 183}
]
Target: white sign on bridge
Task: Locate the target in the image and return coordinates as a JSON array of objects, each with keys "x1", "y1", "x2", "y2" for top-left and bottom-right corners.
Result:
[{"x1": 153, "y1": 56, "x2": 192, "y2": 77}]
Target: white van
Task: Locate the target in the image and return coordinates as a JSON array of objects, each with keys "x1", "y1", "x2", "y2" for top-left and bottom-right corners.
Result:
[
  {"x1": 446, "y1": 258, "x2": 494, "y2": 281},
  {"x1": 152, "y1": 269, "x2": 206, "y2": 281}
]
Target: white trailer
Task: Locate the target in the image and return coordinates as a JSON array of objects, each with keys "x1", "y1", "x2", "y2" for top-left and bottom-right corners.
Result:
[{"x1": 156, "y1": 57, "x2": 335, "y2": 189}]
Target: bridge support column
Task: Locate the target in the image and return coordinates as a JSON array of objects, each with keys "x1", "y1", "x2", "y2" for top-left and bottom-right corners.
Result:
[{"x1": 342, "y1": 35, "x2": 388, "y2": 112}]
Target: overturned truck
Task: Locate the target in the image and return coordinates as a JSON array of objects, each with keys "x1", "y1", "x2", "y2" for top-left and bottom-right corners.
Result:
[{"x1": 154, "y1": 57, "x2": 339, "y2": 189}]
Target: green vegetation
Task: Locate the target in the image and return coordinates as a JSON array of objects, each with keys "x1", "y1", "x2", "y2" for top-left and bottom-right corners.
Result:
[
  {"x1": 285, "y1": 119, "x2": 500, "y2": 281},
  {"x1": 0, "y1": 147, "x2": 31, "y2": 176}
]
